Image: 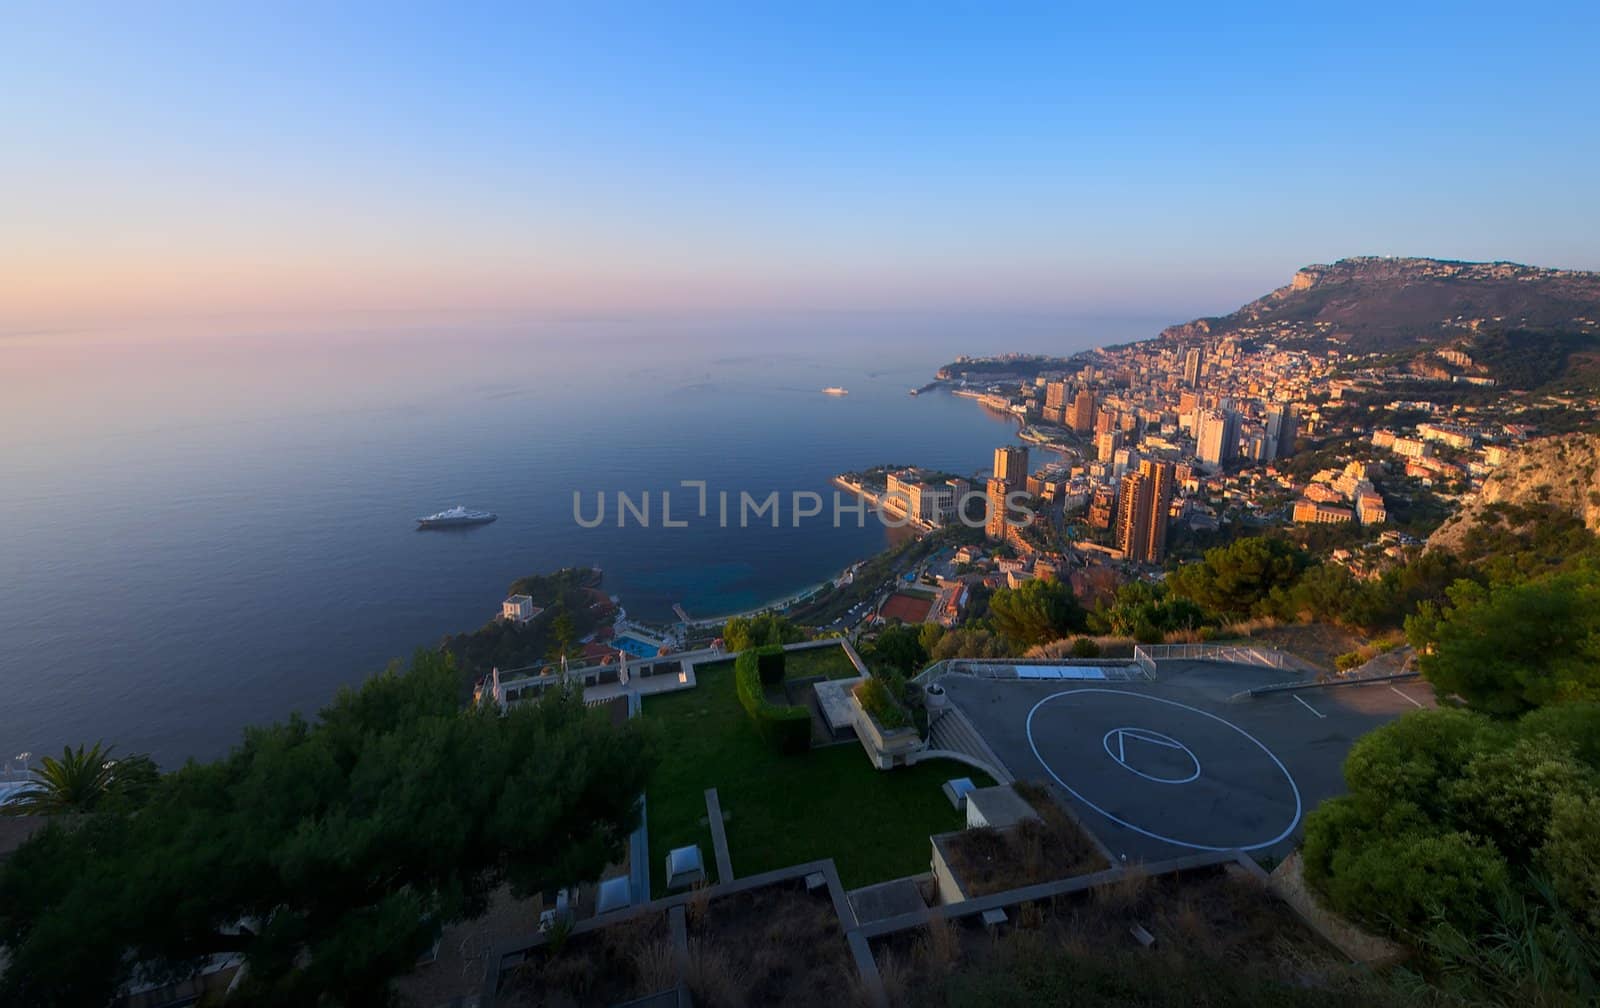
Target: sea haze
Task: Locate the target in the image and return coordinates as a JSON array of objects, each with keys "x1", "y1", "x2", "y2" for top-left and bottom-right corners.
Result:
[{"x1": 0, "y1": 314, "x2": 1143, "y2": 764}]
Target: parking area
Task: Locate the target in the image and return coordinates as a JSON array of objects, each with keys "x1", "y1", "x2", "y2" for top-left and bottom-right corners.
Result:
[{"x1": 942, "y1": 661, "x2": 1435, "y2": 863}]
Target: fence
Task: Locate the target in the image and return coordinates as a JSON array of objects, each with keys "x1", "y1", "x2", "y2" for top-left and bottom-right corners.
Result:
[
  {"x1": 1132, "y1": 642, "x2": 1310, "y2": 674},
  {"x1": 913, "y1": 656, "x2": 1149, "y2": 685}
]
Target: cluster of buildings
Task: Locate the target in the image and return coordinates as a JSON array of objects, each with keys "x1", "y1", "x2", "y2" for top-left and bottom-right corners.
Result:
[
  {"x1": 980, "y1": 440, "x2": 1174, "y2": 568},
  {"x1": 880, "y1": 469, "x2": 969, "y2": 528},
  {"x1": 1291, "y1": 461, "x2": 1387, "y2": 526},
  {"x1": 949, "y1": 340, "x2": 1317, "y2": 570},
  {"x1": 901, "y1": 323, "x2": 1574, "y2": 593}
]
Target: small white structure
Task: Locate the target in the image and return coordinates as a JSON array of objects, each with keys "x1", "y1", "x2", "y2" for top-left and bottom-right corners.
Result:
[
  {"x1": 965, "y1": 785, "x2": 1041, "y2": 830},
  {"x1": 664, "y1": 845, "x2": 706, "y2": 890},
  {"x1": 502, "y1": 594, "x2": 542, "y2": 624},
  {"x1": 941, "y1": 777, "x2": 976, "y2": 811},
  {"x1": 537, "y1": 888, "x2": 572, "y2": 932},
  {"x1": 595, "y1": 876, "x2": 632, "y2": 915}
]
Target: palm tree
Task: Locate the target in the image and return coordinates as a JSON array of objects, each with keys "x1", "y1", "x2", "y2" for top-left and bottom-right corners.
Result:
[{"x1": 0, "y1": 742, "x2": 157, "y2": 816}]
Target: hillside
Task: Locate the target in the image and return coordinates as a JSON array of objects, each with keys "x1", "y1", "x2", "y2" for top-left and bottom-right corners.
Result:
[
  {"x1": 1161, "y1": 257, "x2": 1600, "y2": 376},
  {"x1": 1429, "y1": 433, "x2": 1600, "y2": 553}
]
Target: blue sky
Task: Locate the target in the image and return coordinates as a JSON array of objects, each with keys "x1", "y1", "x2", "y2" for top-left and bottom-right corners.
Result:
[{"x1": 4, "y1": 2, "x2": 1598, "y2": 329}]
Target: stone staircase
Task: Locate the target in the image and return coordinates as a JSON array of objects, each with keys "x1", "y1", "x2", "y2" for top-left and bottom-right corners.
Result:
[{"x1": 920, "y1": 706, "x2": 1013, "y2": 784}]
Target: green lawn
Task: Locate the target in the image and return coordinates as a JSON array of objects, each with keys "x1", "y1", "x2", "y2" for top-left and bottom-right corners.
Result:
[
  {"x1": 782, "y1": 642, "x2": 862, "y2": 680},
  {"x1": 644, "y1": 659, "x2": 990, "y2": 893},
  {"x1": 691, "y1": 641, "x2": 861, "y2": 682}
]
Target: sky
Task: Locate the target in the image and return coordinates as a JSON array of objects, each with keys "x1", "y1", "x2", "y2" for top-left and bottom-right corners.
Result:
[{"x1": 4, "y1": 2, "x2": 1599, "y2": 334}]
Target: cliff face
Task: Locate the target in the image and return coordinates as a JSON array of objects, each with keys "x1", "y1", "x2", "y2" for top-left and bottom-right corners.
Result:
[
  {"x1": 1160, "y1": 256, "x2": 1600, "y2": 358},
  {"x1": 1429, "y1": 434, "x2": 1600, "y2": 553}
]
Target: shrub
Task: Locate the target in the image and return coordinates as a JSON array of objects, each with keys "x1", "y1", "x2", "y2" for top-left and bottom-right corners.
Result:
[
  {"x1": 734, "y1": 647, "x2": 811, "y2": 754},
  {"x1": 854, "y1": 675, "x2": 909, "y2": 730},
  {"x1": 1069, "y1": 637, "x2": 1101, "y2": 658},
  {"x1": 1134, "y1": 623, "x2": 1165, "y2": 645},
  {"x1": 1311, "y1": 825, "x2": 1509, "y2": 937},
  {"x1": 755, "y1": 646, "x2": 785, "y2": 686},
  {"x1": 1334, "y1": 651, "x2": 1364, "y2": 672}
]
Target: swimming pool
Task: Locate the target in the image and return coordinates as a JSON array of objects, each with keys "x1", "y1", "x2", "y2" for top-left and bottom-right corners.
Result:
[{"x1": 614, "y1": 634, "x2": 662, "y2": 658}]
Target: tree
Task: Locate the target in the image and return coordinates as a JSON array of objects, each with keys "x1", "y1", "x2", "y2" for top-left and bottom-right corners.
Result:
[
  {"x1": 1070, "y1": 637, "x2": 1101, "y2": 658},
  {"x1": 1302, "y1": 704, "x2": 1600, "y2": 952},
  {"x1": 1092, "y1": 581, "x2": 1207, "y2": 642},
  {"x1": 988, "y1": 577, "x2": 1086, "y2": 650},
  {"x1": 0, "y1": 743, "x2": 158, "y2": 817},
  {"x1": 0, "y1": 650, "x2": 657, "y2": 1007},
  {"x1": 1305, "y1": 815, "x2": 1509, "y2": 937},
  {"x1": 1543, "y1": 790, "x2": 1600, "y2": 939},
  {"x1": 867, "y1": 623, "x2": 928, "y2": 675},
  {"x1": 1168, "y1": 536, "x2": 1309, "y2": 619},
  {"x1": 722, "y1": 613, "x2": 805, "y2": 652},
  {"x1": 1408, "y1": 571, "x2": 1600, "y2": 715},
  {"x1": 930, "y1": 627, "x2": 1010, "y2": 660},
  {"x1": 547, "y1": 603, "x2": 579, "y2": 662},
  {"x1": 1447, "y1": 734, "x2": 1596, "y2": 857},
  {"x1": 1273, "y1": 563, "x2": 1372, "y2": 628}
]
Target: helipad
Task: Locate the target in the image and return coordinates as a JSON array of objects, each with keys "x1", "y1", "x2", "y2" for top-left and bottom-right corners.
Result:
[
  {"x1": 1026, "y1": 689, "x2": 1301, "y2": 852},
  {"x1": 936, "y1": 662, "x2": 1435, "y2": 861}
]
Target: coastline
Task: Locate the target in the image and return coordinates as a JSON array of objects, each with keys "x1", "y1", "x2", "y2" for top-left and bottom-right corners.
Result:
[
  {"x1": 679, "y1": 576, "x2": 839, "y2": 628},
  {"x1": 952, "y1": 384, "x2": 1077, "y2": 455}
]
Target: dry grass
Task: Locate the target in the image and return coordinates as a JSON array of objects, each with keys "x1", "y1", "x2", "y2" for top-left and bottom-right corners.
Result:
[
  {"x1": 1220, "y1": 621, "x2": 1366, "y2": 673},
  {"x1": 919, "y1": 911, "x2": 963, "y2": 977},
  {"x1": 685, "y1": 879, "x2": 713, "y2": 927},
  {"x1": 939, "y1": 786, "x2": 1108, "y2": 898},
  {"x1": 630, "y1": 939, "x2": 678, "y2": 994},
  {"x1": 683, "y1": 881, "x2": 855, "y2": 1007},
  {"x1": 684, "y1": 937, "x2": 748, "y2": 1008},
  {"x1": 503, "y1": 913, "x2": 670, "y2": 1007},
  {"x1": 871, "y1": 949, "x2": 910, "y2": 1007},
  {"x1": 1091, "y1": 864, "x2": 1151, "y2": 914},
  {"x1": 872, "y1": 867, "x2": 1359, "y2": 1007},
  {"x1": 1026, "y1": 635, "x2": 1137, "y2": 659}
]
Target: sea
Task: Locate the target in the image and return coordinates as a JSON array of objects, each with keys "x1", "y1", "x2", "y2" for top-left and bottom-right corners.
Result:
[{"x1": 0, "y1": 312, "x2": 1161, "y2": 766}]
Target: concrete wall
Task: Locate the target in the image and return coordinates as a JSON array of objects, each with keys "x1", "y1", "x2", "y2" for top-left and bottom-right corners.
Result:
[
  {"x1": 850, "y1": 693, "x2": 926, "y2": 770},
  {"x1": 929, "y1": 834, "x2": 968, "y2": 906}
]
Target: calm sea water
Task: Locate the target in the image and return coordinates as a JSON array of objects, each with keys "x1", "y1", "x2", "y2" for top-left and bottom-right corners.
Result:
[{"x1": 0, "y1": 314, "x2": 1153, "y2": 765}]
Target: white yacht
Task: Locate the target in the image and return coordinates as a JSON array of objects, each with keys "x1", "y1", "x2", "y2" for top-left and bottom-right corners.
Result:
[{"x1": 416, "y1": 506, "x2": 497, "y2": 529}]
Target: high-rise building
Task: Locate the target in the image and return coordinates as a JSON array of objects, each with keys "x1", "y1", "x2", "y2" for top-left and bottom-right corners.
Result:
[
  {"x1": 1183, "y1": 347, "x2": 1203, "y2": 388},
  {"x1": 1145, "y1": 459, "x2": 1175, "y2": 563},
  {"x1": 1044, "y1": 380, "x2": 1068, "y2": 412},
  {"x1": 1070, "y1": 388, "x2": 1097, "y2": 434},
  {"x1": 1087, "y1": 486, "x2": 1117, "y2": 529},
  {"x1": 1094, "y1": 406, "x2": 1118, "y2": 437},
  {"x1": 883, "y1": 469, "x2": 955, "y2": 526},
  {"x1": 1245, "y1": 432, "x2": 1270, "y2": 462},
  {"x1": 985, "y1": 477, "x2": 1012, "y2": 541},
  {"x1": 1114, "y1": 459, "x2": 1176, "y2": 564},
  {"x1": 993, "y1": 445, "x2": 1029, "y2": 488},
  {"x1": 1265, "y1": 404, "x2": 1298, "y2": 459},
  {"x1": 1096, "y1": 430, "x2": 1123, "y2": 461},
  {"x1": 1197, "y1": 409, "x2": 1241, "y2": 468},
  {"x1": 1113, "y1": 475, "x2": 1148, "y2": 560}
]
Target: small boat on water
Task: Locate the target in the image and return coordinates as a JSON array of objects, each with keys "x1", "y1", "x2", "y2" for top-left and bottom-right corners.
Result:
[
  {"x1": 416, "y1": 506, "x2": 497, "y2": 529},
  {"x1": 822, "y1": 386, "x2": 849, "y2": 396}
]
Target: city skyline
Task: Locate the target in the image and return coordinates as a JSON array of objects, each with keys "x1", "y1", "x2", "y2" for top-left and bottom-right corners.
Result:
[{"x1": 6, "y1": 4, "x2": 1600, "y2": 331}]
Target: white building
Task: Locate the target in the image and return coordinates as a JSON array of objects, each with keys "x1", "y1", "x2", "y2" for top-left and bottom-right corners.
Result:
[{"x1": 502, "y1": 594, "x2": 542, "y2": 624}]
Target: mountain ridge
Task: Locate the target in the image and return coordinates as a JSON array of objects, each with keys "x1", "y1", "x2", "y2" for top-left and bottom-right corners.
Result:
[
  {"x1": 1159, "y1": 256, "x2": 1600, "y2": 365},
  {"x1": 1428, "y1": 432, "x2": 1600, "y2": 554}
]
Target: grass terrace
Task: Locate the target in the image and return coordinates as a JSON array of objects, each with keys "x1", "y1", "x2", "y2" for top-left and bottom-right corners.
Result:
[
  {"x1": 692, "y1": 640, "x2": 861, "y2": 682},
  {"x1": 645, "y1": 651, "x2": 989, "y2": 894}
]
